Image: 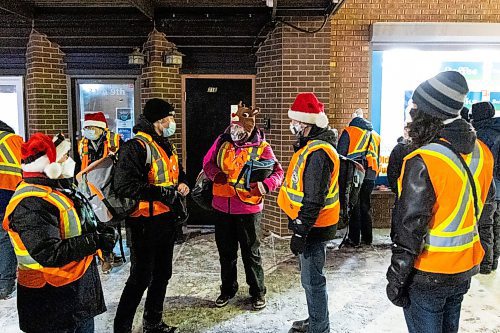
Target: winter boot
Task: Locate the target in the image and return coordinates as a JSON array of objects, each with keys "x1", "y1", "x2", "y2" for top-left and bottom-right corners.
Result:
[
  {"x1": 291, "y1": 318, "x2": 309, "y2": 332},
  {"x1": 100, "y1": 253, "x2": 114, "y2": 274},
  {"x1": 251, "y1": 296, "x2": 266, "y2": 310},
  {"x1": 215, "y1": 293, "x2": 235, "y2": 308},
  {"x1": 113, "y1": 254, "x2": 124, "y2": 267},
  {"x1": 143, "y1": 322, "x2": 177, "y2": 333}
]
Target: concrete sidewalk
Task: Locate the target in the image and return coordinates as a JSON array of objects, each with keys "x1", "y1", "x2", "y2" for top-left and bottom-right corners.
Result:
[{"x1": 0, "y1": 229, "x2": 498, "y2": 333}]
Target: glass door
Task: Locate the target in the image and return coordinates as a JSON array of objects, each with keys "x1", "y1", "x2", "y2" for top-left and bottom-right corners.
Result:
[
  {"x1": 0, "y1": 76, "x2": 25, "y2": 139},
  {"x1": 75, "y1": 79, "x2": 137, "y2": 141}
]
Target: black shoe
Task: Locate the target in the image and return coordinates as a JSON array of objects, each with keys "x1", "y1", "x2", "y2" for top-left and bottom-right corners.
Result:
[
  {"x1": 143, "y1": 322, "x2": 177, "y2": 333},
  {"x1": 492, "y1": 261, "x2": 498, "y2": 271},
  {"x1": 215, "y1": 294, "x2": 234, "y2": 308},
  {"x1": 113, "y1": 254, "x2": 124, "y2": 267},
  {"x1": 291, "y1": 318, "x2": 309, "y2": 332},
  {"x1": 479, "y1": 266, "x2": 492, "y2": 275},
  {"x1": 0, "y1": 285, "x2": 15, "y2": 300},
  {"x1": 252, "y1": 296, "x2": 266, "y2": 310},
  {"x1": 343, "y1": 239, "x2": 361, "y2": 248}
]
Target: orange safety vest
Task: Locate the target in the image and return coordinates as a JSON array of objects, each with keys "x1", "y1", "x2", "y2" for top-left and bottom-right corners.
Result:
[
  {"x1": 213, "y1": 140, "x2": 269, "y2": 205},
  {"x1": 2, "y1": 182, "x2": 96, "y2": 288},
  {"x1": 399, "y1": 140, "x2": 494, "y2": 274},
  {"x1": 344, "y1": 126, "x2": 381, "y2": 174},
  {"x1": 130, "y1": 131, "x2": 179, "y2": 217},
  {"x1": 78, "y1": 130, "x2": 120, "y2": 170},
  {"x1": 0, "y1": 130, "x2": 22, "y2": 191},
  {"x1": 277, "y1": 140, "x2": 340, "y2": 227}
]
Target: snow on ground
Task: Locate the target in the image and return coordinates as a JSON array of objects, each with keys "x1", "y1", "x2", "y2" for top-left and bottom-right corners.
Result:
[{"x1": 0, "y1": 229, "x2": 498, "y2": 333}]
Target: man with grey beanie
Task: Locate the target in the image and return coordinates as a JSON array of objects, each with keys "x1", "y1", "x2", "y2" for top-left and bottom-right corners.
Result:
[{"x1": 386, "y1": 71, "x2": 495, "y2": 333}]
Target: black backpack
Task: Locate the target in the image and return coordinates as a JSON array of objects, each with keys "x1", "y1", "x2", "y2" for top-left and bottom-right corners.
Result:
[
  {"x1": 337, "y1": 155, "x2": 365, "y2": 230},
  {"x1": 191, "y1": 170, "x2": 214, "y2": 211}
]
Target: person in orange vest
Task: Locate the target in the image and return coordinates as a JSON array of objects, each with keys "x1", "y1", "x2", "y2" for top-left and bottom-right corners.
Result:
[
  {"x1": 0, "y1": 120, "x2": 22, "y2": 300},
  {"x1": 386, "y1": 71, "x2": 495, "y2": 333},
  {"x1": 113, "y1": 98, "x2": 189, "y2": 333},
  {"x1": 3, "y1": 132, "x2": 117, "y2": 333},
  {"x1": 337, "y1": 108, "x2": 381, "y2": 247},
  {"x1": 203, "y1": 102, "x2": 283, "y2": 310},
  {"x1": 77, "y1": 111, "x2": 124, "y2": 274},
  {"x1": 277, "y1": 92, "x2": 339, "y2": 333}
]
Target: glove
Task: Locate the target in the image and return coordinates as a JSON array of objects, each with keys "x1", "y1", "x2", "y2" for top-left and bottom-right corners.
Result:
[
  {"x1": 160, "y1": 186, "x2": 178, "y2": 206},
  {"x1": 290, "y1": 234, "x2": 306, "y2": 256},
  {"x1": 386, "y1": 282, "x2": 410, "y2": 308},
  {"x1": 95, "y1": 223, "x2": 118, "y2": 252},
  {"x1": 213, "y1": 171, "x2": 228, "y2": 185},
  {"x1": 288, "y1": 218, "x2": 309, "y2": 236}
]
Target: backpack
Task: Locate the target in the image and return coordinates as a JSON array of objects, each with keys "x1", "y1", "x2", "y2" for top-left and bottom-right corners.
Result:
[
  {"x1": 191, "y1": 170, "x2": 214, "y2": 211},
  {"x1": 76, "y1": 143, "x2": 151, "y2": 223},
  {"x1": 337, "y1": 155, "x2": 365, "y2": 230},
  {"x1": 234, "y1": 159, "x2": 275, "y2": 191}
]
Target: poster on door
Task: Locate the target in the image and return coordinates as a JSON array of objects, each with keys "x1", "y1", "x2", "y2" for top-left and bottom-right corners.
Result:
[{"x1": 116, "y1": 108, "x2": 133, "y2": 141}]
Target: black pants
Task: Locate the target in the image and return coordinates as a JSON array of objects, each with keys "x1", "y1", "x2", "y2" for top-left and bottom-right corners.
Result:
[
  {"x1": 214, "y1": 211, "x2": 266, "y2": 298},
  {"x1": 348, "y1": 179, "x2": 375, "y2": 245},
  {"x1": 114, "y1": 214, "x2": 177, "y2": 333}
]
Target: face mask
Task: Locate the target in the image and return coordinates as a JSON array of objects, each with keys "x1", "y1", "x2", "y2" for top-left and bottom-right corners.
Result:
[
  {"x1": 162, "y1": 122, "x2": 176, "y2": 137},
  {"x1": 83, "y1": 129, "x2": 99, "y2": 141},
  {"x1": 61, "y1": 157, "x2": 76, "y2": 178},
  {"x1": 230, "y1": 125, "x2": 247, "y2": 142},
  {"x1": 290, "y1": 122, "x2": 307, "y2": 136}
]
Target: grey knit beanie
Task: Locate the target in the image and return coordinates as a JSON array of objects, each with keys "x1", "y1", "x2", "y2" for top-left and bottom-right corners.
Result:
[{"x1": 412, "y1": 71, "x2": 469, "y2": 120}]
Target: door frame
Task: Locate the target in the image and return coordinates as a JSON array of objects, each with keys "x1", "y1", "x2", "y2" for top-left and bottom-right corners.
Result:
[{"x1": 181, "y1": 74, "x2": 256, "y2": 170}]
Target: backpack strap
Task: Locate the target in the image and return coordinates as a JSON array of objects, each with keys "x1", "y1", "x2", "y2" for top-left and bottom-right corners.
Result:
[{"x1": 135, "y1": 137, "x2": 152, "y2": 168}]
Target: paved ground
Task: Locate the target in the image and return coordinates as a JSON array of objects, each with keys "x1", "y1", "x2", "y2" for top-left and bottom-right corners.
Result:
[{"x1": 0, "y1": 229, "x2": 499, "y2": 333}]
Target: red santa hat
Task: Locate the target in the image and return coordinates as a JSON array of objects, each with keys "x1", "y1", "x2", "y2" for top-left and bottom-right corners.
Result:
[
  {"x1": 83, "y1": 112, "x2": 107, "y2": 129},
  {"x1": 288, "y1": 92, "x2": 329, "y2": 128},
  {"x1": 21, "y1": 133, "x2": 72, "y2": 179}
]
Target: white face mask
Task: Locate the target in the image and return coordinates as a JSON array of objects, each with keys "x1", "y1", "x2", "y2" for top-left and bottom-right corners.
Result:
[
  {"x1": 83, "y1": 128, "x2": 99, "y2": 141},
  {"x1": 60, "y1": 157, "x2": 76, "y2": 178},
  {"x1": 162, "y1": 122, "x2": 176, "y2": 137},
  {"x1": 290, "y1": 122, "x2": 308, "y2": 136}
]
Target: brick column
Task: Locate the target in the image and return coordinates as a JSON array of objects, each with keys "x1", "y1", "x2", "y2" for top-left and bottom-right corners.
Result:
[
  {"x1": 141, "y1": 29, "x2": 182, "y2": 156},
  {"x1": 25, "y1": 30, "x2": 68, "y2": 137},
  {"x1": 256, "y1": 18, "x2": 331, "y2": 236}
]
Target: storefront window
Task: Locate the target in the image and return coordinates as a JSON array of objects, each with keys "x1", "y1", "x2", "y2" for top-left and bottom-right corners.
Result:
[
  {"x1": 0, "y1": 76, "x2": 25, "y2": 139},
  {"x1": 77, "y1": 81, "x2": 135, "y2": 141}
]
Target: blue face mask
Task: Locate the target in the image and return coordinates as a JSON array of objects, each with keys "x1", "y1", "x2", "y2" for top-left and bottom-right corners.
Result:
[
  {"x1": 83, "y1": 128, "x2": 99, "y2": 141},
  {"x1": 162, "y1": 122, "x2": 176, "y2": 137}
]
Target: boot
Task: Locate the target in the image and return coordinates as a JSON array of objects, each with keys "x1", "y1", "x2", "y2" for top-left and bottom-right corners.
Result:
[
  {"x1": 290, "y1": 318, "x2": 309, "y2": 332},
  {"x1": 143, "y1": 321, "x2": 177, "y2": 333},
  {"x1": 101, "y1": 253, "x2": 114, "y2": 274}
]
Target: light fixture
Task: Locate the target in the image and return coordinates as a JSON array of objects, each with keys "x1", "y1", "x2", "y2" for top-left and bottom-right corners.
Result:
[
  {"x1": 163, "y1": 46, "x2": 184, "y2": 66},
  {"x1": 128, "y1": 48, "x2": 146, "y2": 65}
]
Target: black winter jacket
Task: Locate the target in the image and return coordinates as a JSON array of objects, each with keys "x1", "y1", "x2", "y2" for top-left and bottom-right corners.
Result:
[
  {"x1": 8, "y1": 177, "x2": 105, "y2": 333},
  {"x1": 113, "y1": 115, "x2": 187, "y2": 205},
  {"x1": 293, "y1": 126, "x2": 338, "y2": 243},
  {"x1": 387, "y1": 141, "x2": 412, "y2": 195},
  {"x1": 473, "y1": 117, "x2": 500, "y2": 200},
  {"x1": 387, "y1": 119, "x2": 495, "y2": 289}
]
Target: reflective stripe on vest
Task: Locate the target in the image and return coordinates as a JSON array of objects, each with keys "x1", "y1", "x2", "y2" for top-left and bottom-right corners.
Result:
[
  {"x1": 213, "y1": 140, "x2": 269, "y2": 205},
  {"x1": 0, "y1": 131, "x2": 22, "y2": 187},
  {"x1": 3, "y1": 182, "x2": 94, "y2": 288},
  {"x1": 79, "y1": 130, "x2": 120, "y2": 170},
  {"x1": 131, "y1": 132, "x2": 179, "y2": 217},
  {"x1": 399, "y1": 140, "x2": 493, "y2": 274},
  {"x1": 344, "y1": 127, "x2": 380, "y2": 173},
  {"x1": 277, "y1": 140, "x2": 340, "y2": 227}
]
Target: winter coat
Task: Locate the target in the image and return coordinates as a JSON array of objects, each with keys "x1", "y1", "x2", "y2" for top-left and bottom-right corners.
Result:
[
  {"x1": 387, "y1": 141, "x2": 412, "y2": 195},
  {"x1": 473, "y1": 117, "x2": 500, "y2": 200},
  {"x1": 387, "y1": 119, "x2": 495, "y2": 289},
  {"x1": 292, "y1": 126, "x2": 339, "y2": 244},
  {"x1": 7, "y1": 177, "x2": 106, "y2": 333},
  {"x1": 0, "y1": 120, "x2": 21, "y2": 220},
  {"x1": 203, "y1": 128, "x2": 284, "y2": 215},
  {"x1": 113, "y1": 115, "x2": 187, "y2": 206},
  {"x1": 337, "y1": 117, "x2": 379, "y2": 180}
]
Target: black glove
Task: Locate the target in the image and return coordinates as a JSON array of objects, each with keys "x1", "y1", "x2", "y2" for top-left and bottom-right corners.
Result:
[
  {"x1": 160, "y1": 186, "x2": 178, "y2": 206},
  {"x1": 95, "y1": 223, "x2": 118, "y2": 252},
  {"x1": 290, "y1": 234, "x2": 306, "y2": 256},
  {"x1": 288, "y1": 218, "x2": 309, "y2": 236},
  {"x1": 386, "y1": 282, "x2": 410, "y2": 308}
]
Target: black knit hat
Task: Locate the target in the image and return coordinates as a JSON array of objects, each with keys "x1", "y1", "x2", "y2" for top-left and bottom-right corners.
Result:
[
  {"x1": 143, "y1": 98, "x2": 175, "y2": 123},
  {"x1": 412, "y1": 71, "x2": 469, "y2": 120},
  {"x1": 471, "y1": 101, "x2": 495, "y2": 122}
]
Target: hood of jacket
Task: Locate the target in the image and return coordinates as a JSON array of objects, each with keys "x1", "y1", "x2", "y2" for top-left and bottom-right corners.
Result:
[
  {"x1": 472, "y1": 117, "x2": 500, "y2": 135},
  {"x1": 133, "y1": 114, "x2": 174, "y2": 156},
  {"x1": 348, "y1": 117, "x2": 373, "y2": 131},
  {"x1": 294, "y1": 126, "x2": 338, "y2": 152},
  {"x1": 0, "y1": 120, "x2": 15, "y2": 133},
  {"x1": 222, "y1": 127, "x2": 265, "y2": 148},
  {"x1": 439, "y1": 118, "x2": 477, "y2": 155}
]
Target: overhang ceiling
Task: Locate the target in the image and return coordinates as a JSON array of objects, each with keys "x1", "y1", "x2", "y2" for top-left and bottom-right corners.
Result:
[{"x1": 0, "y1": 0, "x2": 339, "y2": 73}]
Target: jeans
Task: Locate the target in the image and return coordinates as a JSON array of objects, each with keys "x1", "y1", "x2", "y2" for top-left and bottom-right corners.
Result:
[
  {"x1": 28, "y1": 318, "x2": 94, "y2": 333},
  {"x1": 403, "y1": 279, "x2": 471, "y2": 333},
  {"x1": 0, "y1": 218, "x2": 16, "y2": 294},
  {"x1": 300, "y1": 242, "x2": 329, "y2": 333},
  {"x1": 114, "y1": 214, "x2": 177, "y2": 333},
  {"x1": 214, "y1": 211, "x2": 266, "y2": 298},
  {"x1": 348, "y1": 179, "x2": 375, "y2": 244}
]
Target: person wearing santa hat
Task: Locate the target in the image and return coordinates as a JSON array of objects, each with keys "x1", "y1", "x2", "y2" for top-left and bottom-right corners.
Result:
[
  {"x1": 277, "y1": 92, "x2": 339, "y2": 333},
  {"x1": 77, "y1": 111, "x2": 124, "y2": 274},
  {"x1": 337, "y1": 108, "x2": 381, "y2": 247},
  {"x1": 3, "y1": 132, "x2": 117, "y2": 333}
]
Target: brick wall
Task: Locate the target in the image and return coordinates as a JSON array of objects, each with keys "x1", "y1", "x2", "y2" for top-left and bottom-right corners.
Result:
[
  {"x1": 256, "y1": 17, "x2": 331, "y2": 235},
  {"x1": 141, "y1": 29, "x2": 183, "y2": 160},
  {"x1": 330, "y1": 0, "x2": 500, "y2": 131},
  {"x1": 370, "y1": 190, "x2": 395, "y2": 228},
  {"x1": 25, "y1": 30, "x2": 69, "y2": 136}
]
